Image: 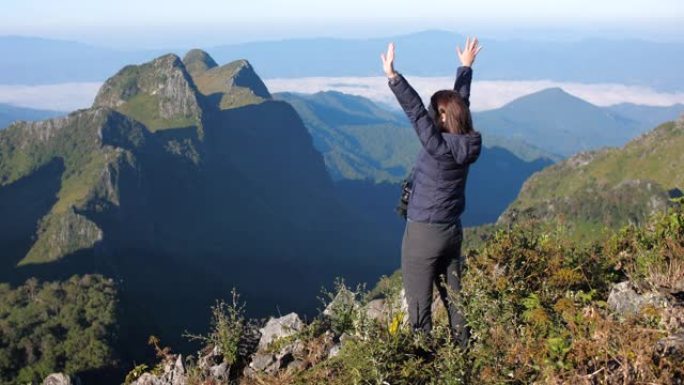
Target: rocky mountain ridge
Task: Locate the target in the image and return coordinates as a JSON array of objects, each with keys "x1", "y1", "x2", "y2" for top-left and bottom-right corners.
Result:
[{"x1": 0, "y1": 50, "x2": 398, "y2": 368}]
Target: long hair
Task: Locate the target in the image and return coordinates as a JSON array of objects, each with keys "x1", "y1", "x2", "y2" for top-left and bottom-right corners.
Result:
[{"x1": 430, "y1": 90, "x2": 473, "y2": 135}]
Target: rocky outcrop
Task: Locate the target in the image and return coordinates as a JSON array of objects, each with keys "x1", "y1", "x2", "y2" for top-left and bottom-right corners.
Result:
[
  {"x1": 130, "y1": 355, "x2": 186, "y2": 385},
  {"x1": 188, "y1": 53, "x2": 271, "y2": 110},
  {"x1": 42, "y1": 373, "x2": 78, "y2": 385},
  {"x1": 257, "y1": 313, "x2": 304, "y2": 350},
  {"x1": 93, "y1": 54, "x2": 202, "y2": 131},
  {"x1": 607, "y1": 281, "x2": 670, "y2": 317},
  {"x1": 182, "y1": 49, "x2": 218, "y2": 78}
]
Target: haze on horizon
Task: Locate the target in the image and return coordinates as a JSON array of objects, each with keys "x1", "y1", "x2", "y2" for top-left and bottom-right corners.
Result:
[{"x1": 1, "y1": 0, "x2": 682, "y2": 48}]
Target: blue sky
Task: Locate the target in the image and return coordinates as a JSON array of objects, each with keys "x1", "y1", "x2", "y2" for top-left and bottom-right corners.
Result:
[{"x1": 1, "y1": 0, "x2": 682, "y2": 47}]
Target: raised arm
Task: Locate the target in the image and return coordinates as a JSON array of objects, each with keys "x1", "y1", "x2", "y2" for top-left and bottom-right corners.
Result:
[
  {"x1": 381, "y1": 43, "x2": 450, "y2": 157},
  {"x1": 454, "y1": 37, "x2": 482, "y2": 107}
]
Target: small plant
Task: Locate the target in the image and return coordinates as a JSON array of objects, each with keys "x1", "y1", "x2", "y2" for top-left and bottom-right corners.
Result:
[
  {"x1": 124, "y1": 364, "x2": 149, "y2": 385},
  {"x1": 184, "y1": 288, "x2": 250, "y2": 378}
]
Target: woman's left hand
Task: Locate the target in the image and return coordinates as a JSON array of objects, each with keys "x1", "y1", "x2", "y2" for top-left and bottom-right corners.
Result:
[
  {"x1": 381, "y1": 42, "x2": 398, "y2": 78},
  {"x1": 457, "y1": 37, "x2": 483, "y2": 67}
]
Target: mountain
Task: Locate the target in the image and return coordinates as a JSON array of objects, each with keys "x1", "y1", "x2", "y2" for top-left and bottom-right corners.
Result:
[
  {"x1": 274, "y1": 90, "x2": 554, "y2": 227},
  {"x1": 2, "y1": 32, "x2": 683, "y2": 91},
  {"x1": 0, "y1": 103, "x2": 64, "y2": 129},
  {"x1": 475, "y1": 87, "x2": 648, "y2": 157},
  {"x1": 606, "y1": 103, "x2": 684, "y2": 132},
  {"x1": 497, "y1": 117, "x2": 684, "y2": 240},
  {"x1": 193, "y1": 31, "x2": 684, "y2": 91},
  {"x1": 0, "y1": 50, "x2": 397, "y2": 364},
  {"x1": 273, "y1": 91, "x2": 417, "y2": 182}
]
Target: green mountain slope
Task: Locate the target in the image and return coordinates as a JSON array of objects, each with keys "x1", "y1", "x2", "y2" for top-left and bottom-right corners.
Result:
[
  {"x1": 274, "y1": 91, "x2": 417, "y2": 182},
  {"x1": 498, "y1": 118, "x2": 684, "y2": 240},
  {"x1": 274, "y1": 90, "x2": 555, "y2": 227},
  {"x1": 274, "y1": 90, "x2": 557, "y2": 183}
]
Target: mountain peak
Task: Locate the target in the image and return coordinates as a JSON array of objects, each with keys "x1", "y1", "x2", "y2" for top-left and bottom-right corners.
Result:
[
  {"x1": 190, "y1": 58, "x2": 271, "y2": 110},
  {"x1": 182, "y1": 49, "x2": 218, "y2": 77},
  {"x1": 499, "y1": 87, "x2": 602, "y2": 116},
  {"x1": 93, "y1": 53, "x2": 202, "y2": 132},
  {"x1": 514, "y1": 87, "x2": 581, "y2": 104}
]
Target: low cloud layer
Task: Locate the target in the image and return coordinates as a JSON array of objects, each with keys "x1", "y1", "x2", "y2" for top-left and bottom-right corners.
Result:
[
  {"x1": 265, "y1": 77, "x2": 684, "y2": 111},
  {"x1": 1, "y1": 78, "x2": 683, "y2": 113},
  {"x1": 0, "y1": 83, "x2": 102, "y2": 112}
]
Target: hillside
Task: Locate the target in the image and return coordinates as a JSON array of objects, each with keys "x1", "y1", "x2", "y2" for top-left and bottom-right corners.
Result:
[
  {"x1": 0, "y1": 50, "x2": 398, "y2": 369},
  {"x1": 274, "y1": 90, "x2": 554, "y2": 226},
  {"x1": 606, "y1": 103, "x2": 684, "y2": 131},
  {"x1": 273, "y1": 91, "x2": 417, "y2": 182},
  {"x1": 115, "y1": 201, "x2": 684, "y2": 385},
  {"x1": 0, "y1": 103, "x2": 64, "y2": 129},
  {"x1": 498, "y1": 117, "x2": 684, "y2": 240}
]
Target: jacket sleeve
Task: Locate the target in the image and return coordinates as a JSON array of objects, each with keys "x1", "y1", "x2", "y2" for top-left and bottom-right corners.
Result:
[
  {"x1": 388, "y1": 74, "x2": 450, "y2": 157},
  {"x1": 453, "y1": 66, "x2": 472, "y2": 107}
]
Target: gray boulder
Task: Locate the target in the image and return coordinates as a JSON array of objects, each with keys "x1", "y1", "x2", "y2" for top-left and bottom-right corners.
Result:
[
  {"x1": 42, "y1": 373, "x2": 76, "y2": 385},
  {"x1": 323, "y1": 289, "x2": 359, "y2": 318},
  {"x1": 131, "y1": 354, "x2": 185, "y2": 385},
  {"x1": 654, "y1": 332, "x2": 684, "y2": 361},
  {"x1": 607, "y1": 281, "x2": 670, "y2": 317},
  {"x1": 258, "y1": 312, "x2": 303, "y2": 350},
  {"x1": 364, "y1": 298, "x2": 388, "y2": 322}
]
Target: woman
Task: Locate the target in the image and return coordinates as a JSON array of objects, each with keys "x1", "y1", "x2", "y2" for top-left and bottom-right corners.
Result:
[{"x1": 381, "y1": 38, "x2": 483, "y2": 349}]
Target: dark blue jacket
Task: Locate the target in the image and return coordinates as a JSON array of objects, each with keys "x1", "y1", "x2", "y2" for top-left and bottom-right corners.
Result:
[{"x1": 388, "y1": 67, "x2": 482, "y2": 224}]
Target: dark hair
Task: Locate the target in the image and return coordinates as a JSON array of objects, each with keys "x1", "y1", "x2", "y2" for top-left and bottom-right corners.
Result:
[{"x1": 430, "y1": 90, "x2": 473, "y2": 135}]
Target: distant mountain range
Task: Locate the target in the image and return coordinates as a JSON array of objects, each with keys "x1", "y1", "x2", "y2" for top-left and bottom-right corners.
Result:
[
  {"x1": 475, "y1": 88, "x2": 684, "y2": 157},
  {"x1": 1, "y1": 31, "x2": 683, "y2": 91},
  {"x1": 0, "y1": 103, "x2": 64, "y2": 129}
]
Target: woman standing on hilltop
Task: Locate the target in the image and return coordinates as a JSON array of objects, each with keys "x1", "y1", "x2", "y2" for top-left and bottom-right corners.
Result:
[{"x1": 381, "y1": 37, "x2": 482, "y2": 349}]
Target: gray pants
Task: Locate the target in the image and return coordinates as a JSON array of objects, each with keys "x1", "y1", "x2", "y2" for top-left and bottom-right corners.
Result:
[{"x1": 401, "y1": 219, "x2": 468, "y2": 345}]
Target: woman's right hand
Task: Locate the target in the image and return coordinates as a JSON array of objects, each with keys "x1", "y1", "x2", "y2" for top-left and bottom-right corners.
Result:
[
  {"x1": 381, "y1": 42, "x2": 398, "y2": 78},
  {"x1": 457, "y1": 37, "x2": 483, "y2": 67}
]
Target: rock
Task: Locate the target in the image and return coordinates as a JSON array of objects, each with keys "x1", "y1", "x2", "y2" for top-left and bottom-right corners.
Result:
[
  {"x1": 339, "y1": 333, "x2": 352, "y2": 344},
  {"x1": 42, "y1": 373, "x2": 74, "y2": 385},
  {"x1": 275, "y1": 347, "x2": 295, "y2": 369},
  {"x1": 328, "y1": 343, "x2": 341, "y2": 358},
  {"x1": 607, "y1": 281, "x2": 670, "y2": 317},
  {"x1": 198, "y1": 345, "x2": 222, "y2": 370},
  {"x1": 365, "y1": 298, "x2": 387, "y2": 322},
  {"x1": 249, "y1": 352, "x2": 275, "y2": 372},
  {"x1": 292, "y1": 340, "x2": 307, "y2": 356},
  {"x1": 286, "y1": 359, "x2": 308, "y2": 372},
  {"x1": 660, "y1": 306, "x2": 684, "y2": 333},
  {"x1": 208, "y1": 362, "x2": 230, "y2": 380},
  {"x1": 248, "y1": 350, "x2": 293, "y2": 376},
  {"x1": 258, "y1": 312, "x2": 303, "y2": 350},
  {"x1": 654, "y1": 333, "x2": 684, "y2": 361},
  {"x1": 247, "y1": 315, "x2": 309, "y2": 378},
  {"x1": 323, "y1": 288, "x2": 359, "y2": 318},
  {"x1": 132, "y1": 373, "x2": 159, "y2": 385},
  {"x1": 131, "y1": 354, "x2": 185, "y2": 385}
]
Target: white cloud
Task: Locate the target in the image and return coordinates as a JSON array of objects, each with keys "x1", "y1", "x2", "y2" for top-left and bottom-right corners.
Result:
[
  {"x1": 0, "y1": 83, "x2": 102, "y2": 112},
  {"x1": 1, "y1": 78, "x2": 683, "y2": 113},
  {"x1": 265, "y1": 77, "x2": 684, "y2": 111}
]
